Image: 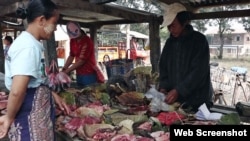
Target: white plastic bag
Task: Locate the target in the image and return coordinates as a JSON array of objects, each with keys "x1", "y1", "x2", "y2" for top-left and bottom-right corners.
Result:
[{"x1": 145, "y1": 86, "x2": 170, "y2": 112}]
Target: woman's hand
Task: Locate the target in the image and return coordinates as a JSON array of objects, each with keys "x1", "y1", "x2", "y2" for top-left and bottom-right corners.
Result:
[
  {"x1": 52, "y1": 92, "x2": 71, "y2": 115},
  {"x1": 0, "y1": 115, "x2": 13, "y2": 139},
  {"x1": 165, "y1": 89, "x2": 178, "y2": 104}
]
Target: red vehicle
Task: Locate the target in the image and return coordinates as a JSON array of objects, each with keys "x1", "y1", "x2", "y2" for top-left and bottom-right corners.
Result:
[{"x1": 97, "y1": 31, "x2": 150, "y2": 66}]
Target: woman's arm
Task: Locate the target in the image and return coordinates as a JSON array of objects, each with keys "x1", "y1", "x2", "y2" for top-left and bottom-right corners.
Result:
[
  {"x1": 52, "y1": 92, "x2": 71, "y2": 115},
  {"x1": 6, "y1": 75, "x2": 30, "y2": 122}
]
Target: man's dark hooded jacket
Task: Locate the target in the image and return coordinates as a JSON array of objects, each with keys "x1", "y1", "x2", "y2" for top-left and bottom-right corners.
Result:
[{"x1": 159, "y1": 24, "x2": 213, "y2": 111}]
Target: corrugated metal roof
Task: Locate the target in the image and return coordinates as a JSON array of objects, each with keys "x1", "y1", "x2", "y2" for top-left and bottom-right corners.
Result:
[
  {"x1": 159, "y1": 0, "x2": 250, "y2": 9},
  {"x1": 158, "y1": 0, "x2": 250, "y2": 19}
]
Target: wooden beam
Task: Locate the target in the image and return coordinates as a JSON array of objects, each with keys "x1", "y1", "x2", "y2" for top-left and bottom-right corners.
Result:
[
  {"x1": 52, "y1": 0, "x2": 153, "y2": 23},
  {"x1": 0, "y1": 1, "x2": 28, "y2": 16},
  {"x1": 158, "y1": 0, "x2": 250, "y2": 8},
  {"x1": 1, "y1": 23, "x2": 24, "y2": 31},
  {"x1": 158, "y1": 0, "x2": 182, "y2": 4},
  {"x1": 192, "y1": 9, "x2": 250, "y2": 20},
  {"x1": 189, "y1": 0, "x2": 250, "y2": 8},
  {"x1": 89, "y1": 0, "x2": 117, "y2": 4},
  {"x1": 0, "y1": 0, "x2": 23, "y2": 6},
  {"x1": 91, "y1": 19, "x2": 142, "y2": 25},
  {"x1": 158, "y1": 0, "x2": 250, "y2": 12}
]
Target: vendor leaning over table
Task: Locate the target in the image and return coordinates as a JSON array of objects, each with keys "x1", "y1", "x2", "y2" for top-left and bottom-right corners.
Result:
[
  {"x1": 158, "y1": 3, "x2": 213, "y2": 112},
  {"x1": 62, "y1": 21, "x2": 104, "y2": 87}
]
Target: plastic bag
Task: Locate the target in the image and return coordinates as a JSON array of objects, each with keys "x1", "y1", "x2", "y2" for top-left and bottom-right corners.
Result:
[{"x1": 144, "y1": 86, "x2": 170, "y2": 112}]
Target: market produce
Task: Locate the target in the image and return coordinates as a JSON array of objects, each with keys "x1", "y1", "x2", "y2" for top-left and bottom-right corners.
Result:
[
  {"x1": 0, "y1": 92, "x2": 8, "y2": 110},
  {"x1": 46, "y1": 60, "x2": 71, "y2": 92},
  {"x1": 157, "y1": 112, "x2": 186, "y2": 126},
  {"x1": 0, "y1": 92, "x2": 8, "y2": 101},
  {"x1": 111, "y1": 134, "x2": 154, "y2": 141},
  {"x1": 54, "y1": 83, "x2": 247, "y2": 141},
  {"x1": 150, "y1": 131, "x2": 170, "y2": 141},
  {"x1": 116, "y1": 91, "x2": 147, "y2": 106},
  {"x1": 127, "y1": 66, "x2": 159, "y2": 93},
  {"x1": 106, "y1": 75, "x2": 131, "y2": 98},
  {"x1": 83, "y1": 124, "x2": 119, "y2": 140},
  {"x1": 0, "y1": 100, "x2": 7, "y2": 110},
  {"x1": 218, "y1": 113, "x2": 241, "y2": 125}
]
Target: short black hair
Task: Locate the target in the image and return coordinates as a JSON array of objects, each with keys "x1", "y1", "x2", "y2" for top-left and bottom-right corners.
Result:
[
  {"x1": 16, "y1": 0, "x2": 58, "y2": 23},
  {"x1": 4, "y1": 36, "x2": 13, "y2": 44}
]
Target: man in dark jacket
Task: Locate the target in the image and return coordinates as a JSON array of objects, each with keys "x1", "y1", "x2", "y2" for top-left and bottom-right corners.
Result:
[{"x1": 159, "y1": 3, "x2": 213, "y2": 112}]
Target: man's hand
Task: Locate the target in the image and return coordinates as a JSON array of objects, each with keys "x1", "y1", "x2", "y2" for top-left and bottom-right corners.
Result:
[{"x1": 165, "y1": 89, "x2": 178, "y2": 104}]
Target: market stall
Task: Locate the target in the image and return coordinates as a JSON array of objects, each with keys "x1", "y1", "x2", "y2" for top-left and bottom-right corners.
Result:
[
  {"x1": 0, "y1": 67, "x2": 249, "y2": 141},
  {"x1": 50, "y1": 67, "x2": 249, "y2": 141}
]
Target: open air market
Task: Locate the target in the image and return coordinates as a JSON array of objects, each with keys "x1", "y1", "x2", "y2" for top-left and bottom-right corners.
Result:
[{"x1": 1, "y1": 0, "x2": 250, "y2": 141}]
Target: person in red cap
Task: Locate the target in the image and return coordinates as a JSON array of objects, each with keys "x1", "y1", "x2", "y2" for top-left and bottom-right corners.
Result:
[
  {"x1": 63, "y1": 21, "x2": 103, "y2": 87},
  {"x1": 158, "y1": 3, "x2": 213, "y2": 112}
]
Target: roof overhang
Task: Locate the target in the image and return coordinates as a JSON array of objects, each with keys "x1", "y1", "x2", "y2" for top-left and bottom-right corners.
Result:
[
  {"x1": 0, "y1": 0, "x2": 161, "y2": 30},
  {"x1": 158, "y1": 0, "x2": 250, "y2": 19}
]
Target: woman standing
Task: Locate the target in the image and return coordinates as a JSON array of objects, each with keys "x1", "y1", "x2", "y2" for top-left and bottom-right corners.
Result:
[{"x1": 0, "y1": 0, "x2": 70, "y2": 140}]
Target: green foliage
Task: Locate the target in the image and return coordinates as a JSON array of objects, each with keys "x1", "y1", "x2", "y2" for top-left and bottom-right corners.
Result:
[
  {"x1": 191, "y1": 20, "x2": 208, "y2": 33},
  {"x1": 218, "y1": 113, "x2": 241, "y2": 125},
  {"x1": 130, "y1": 23, "x2": 149, "y2": 35},
  {"x1": 240, "y1": 17, "x2": 250, "y2": 33},
  {"x1": 110, "y1": 112, "x2": 148, "y2": 125},
  {"x1": 114, "y1": 0, "x2": 161, "y2": 14},
  {"x1": 59, "y1": 91, "x2": 75, "y2": 105},
  {"x1": 159, "y1": 27, "x2": 169, "y2": 43},
  {"x1": 100, "y1": 92, "x2": 111, "y2": 105}
]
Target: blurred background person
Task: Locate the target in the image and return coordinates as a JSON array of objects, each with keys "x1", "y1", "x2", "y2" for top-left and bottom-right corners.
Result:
[{"x1": 3, "y1": 36, "x2": 13, "y2": 58}]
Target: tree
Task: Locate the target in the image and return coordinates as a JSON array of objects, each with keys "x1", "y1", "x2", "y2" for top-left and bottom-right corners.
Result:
[
  {"x1": 114, "y1": 0, "x2": 161, "y2": 33},
  {"x1": 240, "y1": 17, "x2": 250, "y2": 33},
  {"x1": 159, "y1": 27, "x2": 169, "y2": 44},
  {"x1": 238, "y1": 5, "x2": 250, "y2": 32},
  {"x1": 208, "y1": 5, "x2": 236, "y2": 59},
  {"x1": 191, "y1": 8, "x2": 209, "y2": 33},
  {"x1": 191, "y1": 20, "x2": 208, "y2": 33}
]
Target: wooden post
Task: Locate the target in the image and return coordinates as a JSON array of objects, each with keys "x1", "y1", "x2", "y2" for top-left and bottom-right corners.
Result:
[
  {"x1": 236, "y1": 46, "x2": 239, "y2": 59},
  {"x1": 43, "y1": 32, "x2": 58, "y2": 67},
  {"x1": 14, "y1": 29, "x2": 17, "y2": 39},
  {"x1": 149, "y1": 16, "x2": 161, "y2": 73},
  {"x1": 0, "y1": 26, "x2": 4, "y2": 73},
  {"x1": 89, "y1": 25, "x2": 98, "y2": 61}
]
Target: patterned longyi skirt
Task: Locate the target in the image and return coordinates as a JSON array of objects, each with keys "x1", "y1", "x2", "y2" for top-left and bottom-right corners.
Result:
[{"x1": 8, "y1": 85, "x2": 55, "y2": 141}]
